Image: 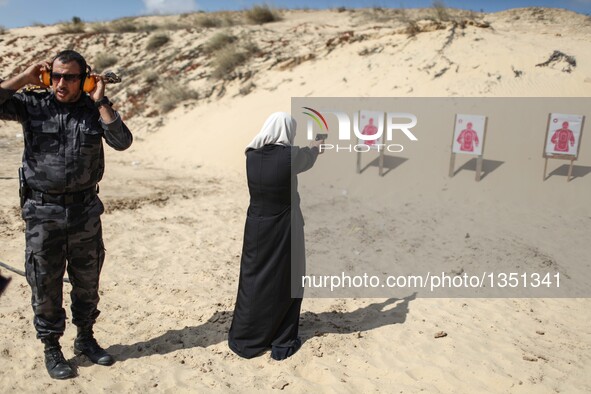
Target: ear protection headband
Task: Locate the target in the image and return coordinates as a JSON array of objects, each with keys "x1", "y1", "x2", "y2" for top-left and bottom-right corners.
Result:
[{"x1": 41, "y1": 57, "x2": 96, "y2": 93}]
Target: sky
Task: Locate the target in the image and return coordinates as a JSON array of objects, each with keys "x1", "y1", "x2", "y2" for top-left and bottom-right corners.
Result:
[{"x1": 0, "y1": 0, "x2": 590, "y2": 29}]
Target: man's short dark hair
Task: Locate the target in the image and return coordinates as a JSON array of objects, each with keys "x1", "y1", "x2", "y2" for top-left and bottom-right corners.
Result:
[{"x1": 53, "y1": 50, "x2": 88, "y2": 75}]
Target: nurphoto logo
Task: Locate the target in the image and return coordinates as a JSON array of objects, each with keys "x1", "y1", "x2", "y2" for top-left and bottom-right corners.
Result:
[{"x1": 302, "y1": 106, "x2": 418, "y2": 153}]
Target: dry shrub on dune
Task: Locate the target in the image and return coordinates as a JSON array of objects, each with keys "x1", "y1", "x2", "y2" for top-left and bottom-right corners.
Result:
[
  {"x1": 90, "y1": 23, "x2": 111, "y2": 34},
  {"x1": 59, "y1": 17, "x2": 86, "y2": 34},
  {"x1": 179, "y1": 10, "x2": 238, "y2": 28},
  {"x1": 211, "y1": 41, "x2": 260, "y2": 80},
  {"x1": 92, "y1": 20, "x2": 160, "y2": 34},
  {"x1": 195, "y1": 15, "x2": 224, "y2": 28},
  {"x1": 245, "y1": 4, "x2": 281, "y2": 24},
  {"x1": 398, "y1": 9, "x2": 421, "y2": 36},
  {"x1": 212, "y1": 45, "x2": 249, "y2": 79},
  {"x1": 110, "y1": 18, "x2": 138, "y2": 33},
  {"x1": 143, "y1": 70, "x2": 159, "y2": 84},
  {"x1": 93, "y1": 52, "x2": 118, "y2": 72},
  {"x1": 432, "y1": 0, "x2": 452, "y2": 22},
  {"x1": 146, "y1": 33, "x2": 171, "y2": 51},
  {"x1": 155, "y1": 83, "x2": 199, "y2": 113},
  {"x1": 205, "y1": 32, "x2": 237, "y2": 53},
  {"x1": 159, "y1": 21, "x2": 191, "y2": 31}
]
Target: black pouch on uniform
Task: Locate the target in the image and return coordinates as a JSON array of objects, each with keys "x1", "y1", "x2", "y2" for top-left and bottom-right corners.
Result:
[{"x1": 18, "y1": 167, "x2": 29, "y2": 208}]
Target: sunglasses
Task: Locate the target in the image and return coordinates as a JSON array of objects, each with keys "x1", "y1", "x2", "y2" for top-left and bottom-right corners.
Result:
[{"x1": 51, "y1": 72, "x2": 82, "y2": 82}]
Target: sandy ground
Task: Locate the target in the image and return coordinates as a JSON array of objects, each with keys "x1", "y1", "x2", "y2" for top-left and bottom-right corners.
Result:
[{"x1": 1, "y1": 7, "x2": 591, "y2": 393}]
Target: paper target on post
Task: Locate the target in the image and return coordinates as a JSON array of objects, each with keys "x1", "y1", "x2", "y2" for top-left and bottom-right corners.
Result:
[
  {"x1": 452, "y1": 114, "x2": 486, "y2": 156},
  {"x1": 357, "y1": 110, "x2": 385, "y2": 151},
  {"x1": 544, "y1": 113, "x2": 584, "y2": 158}
]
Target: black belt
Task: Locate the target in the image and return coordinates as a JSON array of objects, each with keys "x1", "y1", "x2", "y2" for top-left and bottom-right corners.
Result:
[{"x1": 27, "y1": 186, "x2": 98, "y2": 206}]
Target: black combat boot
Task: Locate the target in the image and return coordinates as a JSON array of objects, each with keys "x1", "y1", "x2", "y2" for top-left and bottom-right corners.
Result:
[
  {"x1": 42, "y1": 336, "x2": 76, "y2": 379},
  {"x1": 73, "y1": 326, "x2": 114, "y2": 366}
]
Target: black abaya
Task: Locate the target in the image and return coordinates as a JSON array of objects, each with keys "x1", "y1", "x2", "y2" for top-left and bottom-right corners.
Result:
[{"x1": 228, "y1": 144, "x2": 318, "y2": 359}]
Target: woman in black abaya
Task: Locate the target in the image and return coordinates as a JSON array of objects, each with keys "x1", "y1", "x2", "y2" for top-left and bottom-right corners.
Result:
[{"x1": 228, "y1": 112, "x2": 322, "y2": 361}]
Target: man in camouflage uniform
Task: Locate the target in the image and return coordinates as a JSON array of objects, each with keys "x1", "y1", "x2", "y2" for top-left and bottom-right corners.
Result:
[{"x1": 0, "y1": 50, "x2": 132, "y2": 379}]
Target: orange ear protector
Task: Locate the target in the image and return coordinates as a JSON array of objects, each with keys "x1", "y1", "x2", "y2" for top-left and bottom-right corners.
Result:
[
  {"x1": 82, "y1": 73, "x2": 97, "y2": 93},
  {"x1": 41, "y1": 65, "x2": 96, "y2": 93}
]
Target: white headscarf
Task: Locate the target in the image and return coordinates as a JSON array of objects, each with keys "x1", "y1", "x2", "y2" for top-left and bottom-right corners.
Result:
[{"x1": 245, "y1": 112, "x2": 296, "y2": 153}]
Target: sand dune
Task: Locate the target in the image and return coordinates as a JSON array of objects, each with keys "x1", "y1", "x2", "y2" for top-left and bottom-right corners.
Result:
[{"x1": 1, "y1": 7, "x2": 590, "y2": 393}]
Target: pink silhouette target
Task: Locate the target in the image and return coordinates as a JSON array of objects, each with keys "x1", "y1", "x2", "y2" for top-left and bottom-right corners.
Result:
[
  {"x1": 357, "y1": 110, "x2": 384, "y2": 150},
  {"x1": 456, "y1": 122, "x2": 479, "y2": 152},
  {"x1": 452, "y1": 114, "x2": 486, "y2": 156},
  {"x1": 362, "y1": 118, "x2": 378, "y2": 146},
  {"x1": 544, "y1": 113, "x2": 584, "y2": 158},
  {"x1": 551, "y1": 122, "x2": 575, "y2": 152}
]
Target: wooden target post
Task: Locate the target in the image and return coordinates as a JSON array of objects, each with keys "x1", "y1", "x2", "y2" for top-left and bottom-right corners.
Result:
[
  {"x1": 356, "y1": 110, "x2": 386, "y2": 176},
  {"x1": 356, "y1": 142, "x2": 385, "y2": 176},
  {"x1": 543, "y1": 155, "x2": 576, "y2": 182},
  {"x1": 449, "y1": 114, "x2": 488, "y2": 182},
  {"x1": 542, "y1": 113, "x2": 585, "y2": 182},
  {"x1": 449, "y1": 153, "x2": 484, "y2": 181}
]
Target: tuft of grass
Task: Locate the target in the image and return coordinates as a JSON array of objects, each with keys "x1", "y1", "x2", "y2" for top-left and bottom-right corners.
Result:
[
  {"x1": 399, "y1": 9, "x2": 420, "y2": 36},
  {"x1": 239, "y1": 82, "x2": 256, "y2": 96},
  {"x1": 59, "y1": 16, "x2": 86, "y2": 34},
  {"x1": 90, "y1": 23, "x2": 111, "y2": 33},
  {"x1": 146, "y1": 33, "x2": 170, "y2": 51},
  {"x1": 110, "y1": 19, "x2": 138, "y2": 33},
  {"x1": 159, "y1": 21, "x2": 190, "y2": 31},
  {"x1": 155, "y1": 83, "x2": 199, "y2": 113},
  {"x1": 0, "y1": 25, "x2": 6, "y2": 35},
  {"x1": 91, "y1": 20, "x2": 162, "y2": 34},
  {"x1": 143, "y1": 70, "x2": 159, "y2": 84},
  {"x1": 242, "y1": 40, "x2": 260, "y2": 56},
  {"x1": 219, "y1": 14, "x2": 238, "y2": 27},
  {"x1": 93, "y1": 52, "x2": 118, "y2": 72},
  {"x1": 355, "y1": 7, "x2": 399, "y2": 24},
  {"x1": 432, "y1": 0, "x2": 451, "y2": 22},
  {"x1": 245, "y1": 4, "x2": 281, "y2": 24},
  {"x1": 406, "y1": 21, "x2": 421, "y2": 36},
  {"x1": 212, "y1": 44, "x2": 250, "y2": 79},
  {"x1": 205, "y1": 32, "x2": 237, "y2": 53},
  {"x1": 195, "y1": 12, "x2": 238, "y2": 28},
  {"x1": 195, "y1": 15, "x2": 223, "y2": 28},
  {"x1": 142, "y1": 24, "x2": 159, "y2": 32},
  {"x1": 59, "y1": 24, "x2": 86, "y2": 34}
]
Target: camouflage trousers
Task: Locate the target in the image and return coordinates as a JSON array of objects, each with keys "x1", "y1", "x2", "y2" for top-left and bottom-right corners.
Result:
[{"x1": 22, "y1": 195, "x2": 105, "y2": 340}]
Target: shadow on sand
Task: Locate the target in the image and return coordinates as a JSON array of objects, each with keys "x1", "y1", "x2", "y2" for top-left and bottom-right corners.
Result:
[
  {"x1": 359, "y1": 155, "x2": 408, "y2": 177},
  {"x1": 454, "y1": 158, "x2": 504, "y2": 180},
  {"x1": 545, "y1": 164, "x2": 591, "y2": 181},
  {"x1": 98, "y1": 293, "x2": 416, "y2": 363}
]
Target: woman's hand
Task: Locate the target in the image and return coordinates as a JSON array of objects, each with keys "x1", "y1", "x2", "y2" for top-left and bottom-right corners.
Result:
[{"x1": 309, "y1": 139, "x2": 325, "y2": 154}]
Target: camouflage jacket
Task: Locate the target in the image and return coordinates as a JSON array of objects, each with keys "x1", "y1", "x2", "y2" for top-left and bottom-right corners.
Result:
[{"x1": 0, "y1": 88, "x2": 132, "y2": 194}]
